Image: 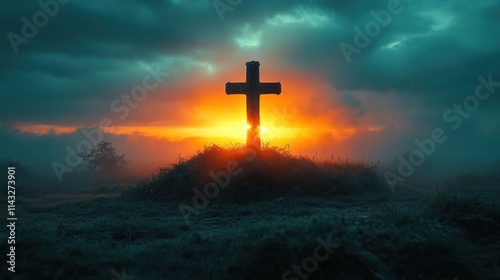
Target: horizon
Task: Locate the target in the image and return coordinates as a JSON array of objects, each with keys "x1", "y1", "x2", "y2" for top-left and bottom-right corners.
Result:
[{"x1": 2, "y1": 1, "x2": 500, "y2": 279}]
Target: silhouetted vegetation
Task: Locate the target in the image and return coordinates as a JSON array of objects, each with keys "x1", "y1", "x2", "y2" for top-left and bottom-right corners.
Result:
[
  {"x1": 77, "y1": 140, "x2": 128, "y2": 183},
  {"x1": 3, "y1": 150, "x2": 499, "y2": 279},
  {"x1": 0, "y1": 142, "x2": 130, "y2": 195},
  {"x1": 124, "y1": 144, "x2": 388, "y2": 202},
  {"x1": 5, "y1": 175, "x2": 499, "y2": 279}
]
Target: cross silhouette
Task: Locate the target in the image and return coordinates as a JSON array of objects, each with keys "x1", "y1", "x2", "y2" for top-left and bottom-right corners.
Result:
[{"x1": 226, "y1": 61, "x2": 281, "y2": 148}]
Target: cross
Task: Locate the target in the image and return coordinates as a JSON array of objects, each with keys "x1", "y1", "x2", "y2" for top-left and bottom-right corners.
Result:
[{"x1": 226, "y1": 61, "x2": 282, "y2": 148}]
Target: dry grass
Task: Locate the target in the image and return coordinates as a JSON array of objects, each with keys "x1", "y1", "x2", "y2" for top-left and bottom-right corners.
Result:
[
  {"x1": 124, "y1": 144, "x2": 388, "y2": 203},
  {"x1": 1, "y1": 151, "x2": 499, "y2": 279}
]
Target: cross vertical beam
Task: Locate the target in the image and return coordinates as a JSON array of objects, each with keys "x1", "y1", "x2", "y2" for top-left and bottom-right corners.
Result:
[{"x1": 226, "y1": 61, "x2": 281, "y2": 148}]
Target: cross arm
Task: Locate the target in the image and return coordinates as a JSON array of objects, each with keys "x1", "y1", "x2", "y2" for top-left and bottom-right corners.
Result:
[
  {"x1": 226, "y1": 82, "x2": 247, "y2": 95},
  {"x1": 258, "y1": 82, "x2": 281, "y2": 95}
]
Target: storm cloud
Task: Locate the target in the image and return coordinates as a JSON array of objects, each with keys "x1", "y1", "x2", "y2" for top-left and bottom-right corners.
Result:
[{"x1": 1, "y1": 0, "x2": 499, "y2": 184}]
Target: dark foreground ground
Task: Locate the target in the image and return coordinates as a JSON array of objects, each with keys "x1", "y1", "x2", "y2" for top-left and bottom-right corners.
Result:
[{"x1": 1, "y1": 182, "x2": 499, "y2": 280}]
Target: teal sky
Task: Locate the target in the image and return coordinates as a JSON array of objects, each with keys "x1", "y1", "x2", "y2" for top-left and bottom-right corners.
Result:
[{"x1": 1, "y1": 0, "x2": 499, "y2": 183}]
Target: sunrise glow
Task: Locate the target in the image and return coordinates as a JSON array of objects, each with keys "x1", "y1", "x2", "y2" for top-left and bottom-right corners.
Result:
[{"x1": 10, "y1": 65, "x2": 390, "y2": 160}]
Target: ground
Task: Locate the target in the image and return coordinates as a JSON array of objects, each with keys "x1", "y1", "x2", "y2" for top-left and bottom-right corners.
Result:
[{"x1": 2, "y1": 183, "x2": 499, "y2": 280}]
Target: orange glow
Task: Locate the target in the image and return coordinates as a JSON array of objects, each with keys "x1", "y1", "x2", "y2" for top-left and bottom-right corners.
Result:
[
  {"x1": 13, "y1": 66, "x2": 397, "y2": 163},
  {"x1": 101, "y1": 123, "x2": 249, "y2": 142},
  {"x1": 15, "y1": 124, "x2": 77, "y2": 135}
]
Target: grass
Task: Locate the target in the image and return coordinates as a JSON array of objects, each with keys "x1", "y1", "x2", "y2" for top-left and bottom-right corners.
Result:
[
  {"x1": 123, "y1": 144, "x2": 388, "y2": 203},
  {"x1": 1, "y1": 147, "x2": 499, "y2": 279}
]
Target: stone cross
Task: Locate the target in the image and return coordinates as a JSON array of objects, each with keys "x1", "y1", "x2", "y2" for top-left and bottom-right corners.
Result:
[{"x1": 226, "y1": 61, "x2": 281, "y2": 148}]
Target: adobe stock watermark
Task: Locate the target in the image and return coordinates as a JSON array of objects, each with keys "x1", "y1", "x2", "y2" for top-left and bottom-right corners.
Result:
[
  {"x1": 7, "y1": 0, "x2": 71, "y2": 54},
  {"x1": 263, "y1": 106, "x2": 295, "y2": 140},
  {"x1": 339, "y1": 0, "x2": 410, "y2": 64},
  {"x1": 178, "y1": 106, "x2": 294, "y2": 224},
  {"x1": 111, "y1": 267, "x2": 135, "y2": 280},
  {"x1": 384, "y1": 74, "x2": 499, "y2": 189},
  {"x1": 51, "y1": 64, "x2": 170, "y2": 182},
  {"x1": 178, "y1": 145, "x2": 257, "y2": 225},
  {"x1": 282, "y1": 233, "x2": 340, "y2": 280},
  {"x1": 212, "y1": 0, "x2": 244, "y2": 21}
]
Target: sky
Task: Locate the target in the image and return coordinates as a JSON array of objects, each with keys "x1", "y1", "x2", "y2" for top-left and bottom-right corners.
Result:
[{"x1": 1, "y1": 0, "x2": 500, "y2": 184}]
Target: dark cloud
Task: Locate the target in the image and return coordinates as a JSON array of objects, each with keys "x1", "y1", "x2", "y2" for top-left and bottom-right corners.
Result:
[{"x1": 0, "y1": 0, "x2": 499, "y2": 183}]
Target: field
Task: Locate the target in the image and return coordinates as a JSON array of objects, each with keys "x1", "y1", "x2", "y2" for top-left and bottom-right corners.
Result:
[{"x1": 1, "y1": 146, "x2": 499, "y2": 280}]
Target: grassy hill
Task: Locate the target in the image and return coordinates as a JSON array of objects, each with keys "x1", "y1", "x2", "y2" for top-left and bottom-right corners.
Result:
[
  {"x1": 124, "y1": 144, "x2": 388, "y2": 202},
  {"x1": 2, "y1": 146, "x2": 499, "y2": 279}
]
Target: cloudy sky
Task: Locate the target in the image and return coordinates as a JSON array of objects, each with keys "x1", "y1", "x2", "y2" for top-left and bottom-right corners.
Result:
[{"x1": 1, "y1": 0, "x2": 499, "y2": 183}]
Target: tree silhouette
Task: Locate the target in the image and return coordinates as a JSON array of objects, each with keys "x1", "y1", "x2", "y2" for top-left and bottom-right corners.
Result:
[{"x1": 77, "y1": 141, "x2": 127, "y2": 176}]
